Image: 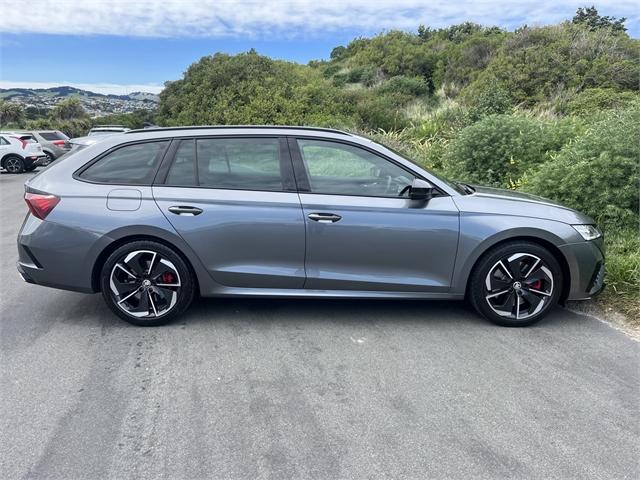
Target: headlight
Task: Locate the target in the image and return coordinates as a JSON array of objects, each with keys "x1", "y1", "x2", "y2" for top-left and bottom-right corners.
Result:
[{"x1": 572, "y1": 224, "x2": 602, "y2": 241}]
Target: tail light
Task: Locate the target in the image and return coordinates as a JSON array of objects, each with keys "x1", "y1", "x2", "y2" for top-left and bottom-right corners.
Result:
[
  {"x1": 13, "y1": 137, "x2": 27, "y2": 149},
  {"x1": 25, "y1": 192, "x2": 60, "y2": 220},
  {"x1": 52, "y1": 140, "x2": 67, "y2": 147}
]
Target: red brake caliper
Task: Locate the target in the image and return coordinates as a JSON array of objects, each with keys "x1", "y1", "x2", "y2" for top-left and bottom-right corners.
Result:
[{"x1": 162, "y1": 272, "x2": 174, "y2": 284}]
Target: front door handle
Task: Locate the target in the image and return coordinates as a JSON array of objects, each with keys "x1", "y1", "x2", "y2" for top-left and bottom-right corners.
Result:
[
  {"x1": 308, "y1": 213, "x2": 342, "y2": 223},
  {"x1": 168, "y1": 206, "x2": 203, "y2": 216}
]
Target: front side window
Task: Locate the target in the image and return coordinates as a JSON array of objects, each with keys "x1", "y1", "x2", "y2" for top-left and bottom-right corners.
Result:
[
  {"x1": 297, "y1": 139, "x2": 414, "y2": 197},
  {"x1": 80, "y1": 141, "x2": 169, "y2": 184},
  {"x1": 0, "y1": 137, "x2": 9, "y2": 145},
  {"x1": 196, "y1": 137, "x2": 282, "y2": 191}
]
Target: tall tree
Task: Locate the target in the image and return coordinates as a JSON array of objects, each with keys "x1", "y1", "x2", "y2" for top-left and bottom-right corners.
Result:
[
  {"x1": 0, "y1": 100, "x2": 26, "y2": 127},
  {"x1": 573, "y1": 6, "x2": 627, "y2": 33}
]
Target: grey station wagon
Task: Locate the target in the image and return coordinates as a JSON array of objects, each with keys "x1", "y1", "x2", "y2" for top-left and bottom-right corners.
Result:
[{"x1": 17, "y1": 126, "x2": 605, "y2": 327}]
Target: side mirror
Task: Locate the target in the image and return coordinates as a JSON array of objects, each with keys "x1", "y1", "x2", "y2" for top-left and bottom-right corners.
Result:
[{"x1": 408, "y1": 178, "x2": 435, "y2": 201}]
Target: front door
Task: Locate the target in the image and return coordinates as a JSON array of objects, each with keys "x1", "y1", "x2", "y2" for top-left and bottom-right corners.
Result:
[
  {"x1": 291, "y1": 138, "x2": 460, "y2": 292},
  {"x1": 153, "y1": 136, "x2": 306, "y2": 289}
]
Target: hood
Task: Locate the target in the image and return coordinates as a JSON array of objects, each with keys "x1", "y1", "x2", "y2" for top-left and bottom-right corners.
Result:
[
  {"x1": 453, "y1": 185, "x2": 596, "y2": 225},
  {"x1": 471, "y1": 185, "x2": 568, "y2": 209}
]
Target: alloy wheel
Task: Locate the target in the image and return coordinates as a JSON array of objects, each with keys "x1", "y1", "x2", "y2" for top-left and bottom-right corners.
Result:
[
  {"x1": 484, "y1": 253, "x2": 554, "y2": 320},
  {"x1": 5, "y1": 157, "x2": 22, "y2": 173},
  {"x1": 109, "y1": 250, "x2": 182, "y2": 318}
]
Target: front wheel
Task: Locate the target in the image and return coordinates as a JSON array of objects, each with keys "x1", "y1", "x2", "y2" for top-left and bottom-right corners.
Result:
[
  {"x1": 100, "y1": 241, "x2": 195, "y2": 326},
  {"x1": 469, "y1": 242, "x2": 562, "y2": 327}
]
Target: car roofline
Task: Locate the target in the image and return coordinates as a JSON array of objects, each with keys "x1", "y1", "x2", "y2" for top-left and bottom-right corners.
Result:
[{"x1": 124, "y1": 125, "x2": 353, "y2": 136}]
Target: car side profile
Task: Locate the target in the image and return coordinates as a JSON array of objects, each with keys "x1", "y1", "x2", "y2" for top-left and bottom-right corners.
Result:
[
  {"x1": 17, "y1": 126, "x2": 605, "y2": 327},
  {"x1": 15, "y1": 130, "x2": 71, "y2": 164}
]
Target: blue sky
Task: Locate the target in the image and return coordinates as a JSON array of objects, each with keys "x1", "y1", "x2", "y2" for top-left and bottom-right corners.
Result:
[{"x1": 1, "y1": 0, "x2": 638, "y2": 95}]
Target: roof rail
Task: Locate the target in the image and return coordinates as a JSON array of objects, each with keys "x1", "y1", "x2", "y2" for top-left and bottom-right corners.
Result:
[{"x1": 124, "y1": 125, "x2": 352, "y2": 136}]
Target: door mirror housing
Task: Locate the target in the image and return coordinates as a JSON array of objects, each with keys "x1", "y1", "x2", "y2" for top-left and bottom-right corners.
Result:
[{"x1": 408, "y1": 178, "x2": 435, "y2": 201}]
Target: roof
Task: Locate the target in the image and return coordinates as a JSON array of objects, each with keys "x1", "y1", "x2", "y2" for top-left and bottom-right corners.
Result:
[{"x1": 124, "y1": 125, "x2": 352, "y2": 136}]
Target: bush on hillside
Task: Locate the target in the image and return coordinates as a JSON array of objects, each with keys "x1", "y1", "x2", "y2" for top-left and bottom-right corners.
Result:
[
  {"x1": 156, "y1": 51, "x2": 353, "y2": 126},
  {"x1": 443, "y1": 114, "x2": 547, "y2": 187},
  {"x1": 524, "y1": 108, "x2": 640, "y2": 229},
  {"x1": 378, "y1": 76, "x2": 429, "y2": 98},
  {"x1": 563, "y1": 88, "x2": 639, "y2": 116},
  {"x1": 468, "y1": 83, "x2": 513, "y2": 120}
]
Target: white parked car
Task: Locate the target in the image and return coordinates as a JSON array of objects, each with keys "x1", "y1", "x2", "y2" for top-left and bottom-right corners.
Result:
[{"x1": 0, "y1": 132, "x2": 47, "y2": 173}]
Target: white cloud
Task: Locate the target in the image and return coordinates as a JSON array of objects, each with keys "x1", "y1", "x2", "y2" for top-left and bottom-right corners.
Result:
[
  {"x1": 1, "y1": 0, "x2": 638, "y2": 37},
  {"x1": 0, "y1": 80, "x2": 163, "y2": 95}
]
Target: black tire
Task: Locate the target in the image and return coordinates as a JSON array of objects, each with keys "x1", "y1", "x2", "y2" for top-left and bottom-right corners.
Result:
[
  {"x1": 100, "y1": 240, "x2": 195, "y2": 326},
  {"x1": 469, "y1": 241, "x2": 562, "y2": 327},
  {"x1": 3, "y1": 155, "x2": 25, "y2": 173},
  {"x1": 43, "y1": 151, "x2": 55, "y2": 165}
]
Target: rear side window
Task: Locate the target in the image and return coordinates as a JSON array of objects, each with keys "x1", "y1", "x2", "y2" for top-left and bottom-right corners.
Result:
[
  {"x1": 0, "y1": 137, "x2": 9, "y2": 145},
  {"x1": 79, "y1": 141, "x2": 169, "y2": 184},
  {"x1": 165, "y1": 140, "x2": 196, "y2": 186},
  {"x1": 164, "y1": 137, "x2": 283, "y2": 191},
  {"x1": 197, "y1": 138, "x2": 282, "y2": 190},
  {"x1": 39, "y1": 131, "x2": 68, "y2": 141}
]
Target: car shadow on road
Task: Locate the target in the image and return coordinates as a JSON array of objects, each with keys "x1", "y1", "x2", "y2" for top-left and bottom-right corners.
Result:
[{"x1": 33, "y1": 291, "x2": 590, "y2": 335}]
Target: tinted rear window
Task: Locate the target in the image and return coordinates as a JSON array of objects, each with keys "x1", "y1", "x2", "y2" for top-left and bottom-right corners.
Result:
[
  {"x1": 79, "y1": 141, "x2": 169, "y2": 184},
  {"x1": 39, "y1": 131, "x2": 68, "y2": 141},
  {"x1": 196, "y1": 138, "x2": 282, "y2": 191}
]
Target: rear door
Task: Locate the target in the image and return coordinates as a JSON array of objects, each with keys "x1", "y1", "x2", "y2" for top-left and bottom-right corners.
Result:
[
  {"x1": 153, "y1": 136, "x2": 306, "y2": 289},
  {"x1": 290, "y1": 137, "x2": 460, "y2": 293}
]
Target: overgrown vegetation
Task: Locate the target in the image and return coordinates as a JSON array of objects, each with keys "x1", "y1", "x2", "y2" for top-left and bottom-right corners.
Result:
[{"x1": 1, "y1": 7, "x2": 638, "y2": 318}]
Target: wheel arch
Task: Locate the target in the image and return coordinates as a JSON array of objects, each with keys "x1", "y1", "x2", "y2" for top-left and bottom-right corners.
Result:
[
  {"x1": 90, "y1": 234, "x2": 201, "y2": 295},
  {"x1": 463, "y1": 235, "x2": 572, "y2": 304},
  {"x1": 1, "y1": 153, "x2": 24, "y2": 168}
]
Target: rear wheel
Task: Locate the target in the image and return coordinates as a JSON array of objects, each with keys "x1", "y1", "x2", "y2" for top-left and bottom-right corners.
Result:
[
  {"x1": 469, "y1": 242, "x2": 562, "y2": 327},
  {"x1": 43, "y1": 151, "x2": 55, "y2": 165},
  {"x1": 100, "y1": 241, "x2": 195, "y2": 326},
  {"x1": 4, "y1": 156, "x2": 25, "y2": 173}
]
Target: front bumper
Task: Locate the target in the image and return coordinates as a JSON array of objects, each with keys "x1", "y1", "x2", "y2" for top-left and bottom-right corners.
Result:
[{"x1": 559, "y1": 240, "x2": 605, "y2": 301}]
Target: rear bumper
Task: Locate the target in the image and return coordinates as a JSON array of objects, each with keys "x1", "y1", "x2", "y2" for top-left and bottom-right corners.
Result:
[
  {"x1": 559, "y1": 240, "x2": 605, "y2": 301},
  {"x1": 17, "y1": 215, "x2": 98, "y2": 294}
]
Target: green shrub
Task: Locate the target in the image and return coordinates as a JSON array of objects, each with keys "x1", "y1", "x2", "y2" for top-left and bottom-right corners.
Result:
[
  {"x1": 468, "y1": 83, "x2": 513, "y2": 120},
  {"x1": 443, "y1": 114, "x2": 547, "y2": 186},
  {"x1": 539, "y1": 116, "x2": 586, "y2": 152},
  {"x1": 524, "y1": 108, "x2": 640, "y2": 230},
  {"x1": 564, "y1": 88, "x2": 639, "y2": 116},
  {"x1": 378, "y1": 76, "x2": 429, "y2": 98},
  {"x1": 355, "y1": 93, "x2": 411, "y2": 131}
]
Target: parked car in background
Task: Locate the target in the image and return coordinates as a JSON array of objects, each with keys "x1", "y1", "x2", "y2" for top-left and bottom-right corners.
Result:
[
  {"x1": 0, "y1": 132, "x2": 47, "y2": 173},
  {"x1": 87, "y1": 125, "x2": 130, "y2": 136},
  {"x1": 16, "y1": 130, "x2": 71, "y2": 164},
  {"x1": 17, "y1": 126, "x2": 605, "y2": 327}
]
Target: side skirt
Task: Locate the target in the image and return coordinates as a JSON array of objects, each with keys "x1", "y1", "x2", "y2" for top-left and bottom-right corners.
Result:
[{"x1": 202, "y1": 287, "x2": 464, "y2": 301}]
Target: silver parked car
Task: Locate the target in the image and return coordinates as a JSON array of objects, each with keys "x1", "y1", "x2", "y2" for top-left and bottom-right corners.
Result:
[
  {"x1": 16, "y1": 130, "x2": 71, "y2": 163},
  {"x1": 17, "y1": 126, "x2": 605, "y2": 327}
]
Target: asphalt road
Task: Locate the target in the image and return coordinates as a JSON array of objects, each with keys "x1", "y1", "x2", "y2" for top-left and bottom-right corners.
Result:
[{"x1": 1, "y1": 169, "x2": 639, "y2": 480}]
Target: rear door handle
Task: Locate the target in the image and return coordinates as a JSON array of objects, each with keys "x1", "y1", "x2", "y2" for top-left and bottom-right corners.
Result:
[
  {"x1": 308, "y1": 213, "x2": 342, "y2": 223},
  {"x1": 168, "y1": 206, "x2": 203, "y2": 216}
]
